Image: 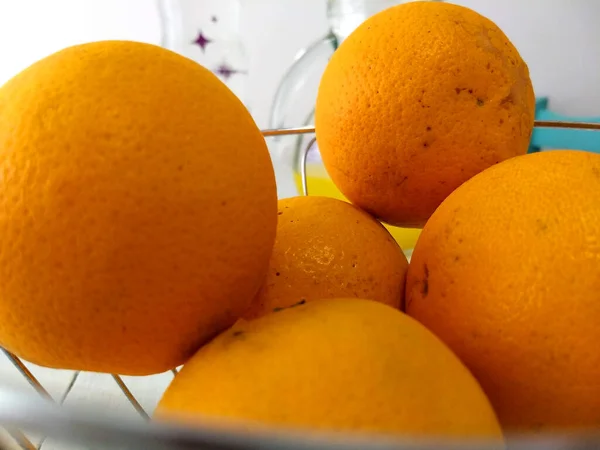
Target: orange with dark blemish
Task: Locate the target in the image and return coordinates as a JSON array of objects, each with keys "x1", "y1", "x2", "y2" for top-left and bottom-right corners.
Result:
[
  {"x1": 316, "y1": 1, "x2": 535, "y2": 227},
  {"x1": 244, "y1": 196, "x2": 408, "y2": 319},
  {"x1": 406, "y1": 150, "x2": 600, "y2": 433},
  {"x1": 157, "y1": 298, "x2": 503, "y2": 442}
]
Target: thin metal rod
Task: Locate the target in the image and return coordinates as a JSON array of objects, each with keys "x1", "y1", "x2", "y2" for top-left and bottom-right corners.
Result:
[
  {"x1": 59, "y1": 372, "x2": 79, "y2": 405},
  {"x1": 111, "y1": 375, "x2": 150, "y2": 420},
  {"x1": 535, "y1": 120, "x2": 600, "y2": 130},
  {"x1": 261, "y1": 126, "x2": 316, "y2": 137},
  {"x1": 0, "y1": 350, "x2": 51, "y2": 400},
  {"x1": 1, "y1": 350, "x2": 77, "y2": 449},
  {"x1": 4, "y1": 428, "x2": 36, "y2": 450},
  {"x1": 260, "y1": 120, "x2": 600, "y2": 138},
  {"x1": 301, "y1": 137, "x2": 316, "y2": 196}
]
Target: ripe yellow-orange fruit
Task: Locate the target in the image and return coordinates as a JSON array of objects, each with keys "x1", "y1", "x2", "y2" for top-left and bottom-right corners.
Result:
[
  {"x1": 156, "y1": 298, "x2": 503, "y2": 441},
  {"x1": 0, "y1": 41, "x2": 277, "y2": 375},
  {"x1": 243, "y1": 196, "x2": 408, "y2": 319},
  {"x1": 315, "y1": 1, "x2": 535, "y2": 227},
  {"x1": 406, "y1": 150, "x2": 600, "y2": 433}
]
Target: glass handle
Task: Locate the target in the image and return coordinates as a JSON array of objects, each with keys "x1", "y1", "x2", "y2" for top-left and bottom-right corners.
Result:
[{"x1": 155, "y1": 0, "x2": 184, "y2": 50}]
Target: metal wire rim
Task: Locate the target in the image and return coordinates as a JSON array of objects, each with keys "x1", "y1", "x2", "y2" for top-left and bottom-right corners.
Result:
[
  {"x1": 265, "y1": 120, "x2": 600, "y2": 196},
  {"x1": 261, "y1": 121, "x2": 600, "y2": 137},
  {"x1": 2, "y1": 387, "x2": 600, "y2": 450}
]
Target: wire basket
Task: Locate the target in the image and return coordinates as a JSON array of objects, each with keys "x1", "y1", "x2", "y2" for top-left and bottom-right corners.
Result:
[{"x1": 1, "y1": 121, "x2": 600, "y2": 450}]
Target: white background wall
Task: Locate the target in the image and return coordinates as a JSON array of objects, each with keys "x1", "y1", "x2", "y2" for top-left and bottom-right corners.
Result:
[{"x1": 0, "y1": 0, "x2": 599, "y2": 129}]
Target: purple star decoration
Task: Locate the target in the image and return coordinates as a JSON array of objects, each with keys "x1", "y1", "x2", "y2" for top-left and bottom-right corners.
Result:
[
  {"x1": 192, "y1": 31, "x2": 212, "y2": 52},
  {"x1": 213, "y1": 62, "x2": 247, "y2": 81}
]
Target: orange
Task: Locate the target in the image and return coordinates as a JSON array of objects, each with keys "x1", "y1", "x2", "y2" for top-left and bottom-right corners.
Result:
[
  {"x1": 405, "y1": 150, "x2": 600, "y2": 433},
  {"x1": 315, "y1": 1, "x2": 535, "y2": 227},
  {"x1": 156, "y1": 298, "x2": 503, "y2": 442},
  {"x1": 243, "y1": 196, "x2": 408, "y2": 319},
  {"x1": 293, "y1": 170, "x2": 422, "y2": 254},
  {"x1": 0, "y1": 41, "x2": 277, "y2": 375}
]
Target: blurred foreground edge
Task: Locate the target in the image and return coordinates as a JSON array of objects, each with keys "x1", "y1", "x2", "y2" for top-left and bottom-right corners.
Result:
[{"x1": 0, "y1": 388, "x2": 599, "y2": 450}]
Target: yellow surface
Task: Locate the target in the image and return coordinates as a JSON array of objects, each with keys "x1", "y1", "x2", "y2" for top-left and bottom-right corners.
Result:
[
  {"x1": 156, "y1": 298, "x2": 503, "y2": 442},
  {"x1": 244, "y1": 196, "x2": 408, "y2": 319},
  {"x1": 293, "y1": 165, "x2": 421, "y2": 252},
  {"x1": 0, "y1": 40, "x2": 277, "y2": 375},
  {"x1": 406, "y1": 150, "x2": 600, "y2": 433}
]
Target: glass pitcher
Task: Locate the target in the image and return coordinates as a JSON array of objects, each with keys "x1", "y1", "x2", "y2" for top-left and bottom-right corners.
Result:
[
  {"x1": 158, "y1": 0, "x2": 250, "y2": 107},
  {"x1": 270, "y1": 0, "x2": 443, "y2": 257}
]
